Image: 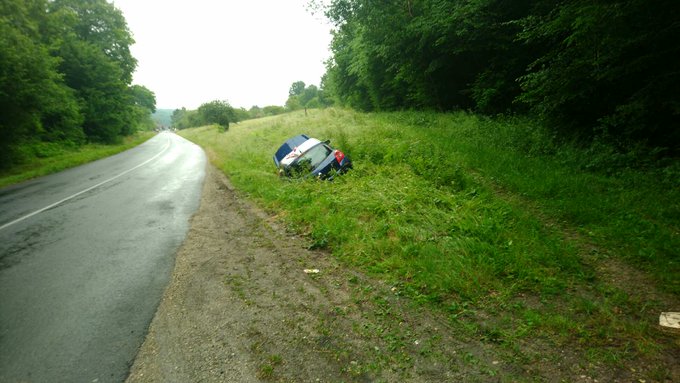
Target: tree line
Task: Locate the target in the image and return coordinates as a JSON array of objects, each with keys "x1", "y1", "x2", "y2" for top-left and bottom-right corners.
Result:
[
  {"x1": 319, "y1": 0, "x2": 679, "y2": 153},
  {"x1": 285, "y1": 80, "x2": 333, "y2": 110},
  {"x1": 0, "y1": 0, "x2": 156, "y2": 169},
  {"x1": 170, "y1": 101, "x2": 282, "y2": 131},
  {"x1": 171, "y1": 81, "x2": 333, "y2": 130}
]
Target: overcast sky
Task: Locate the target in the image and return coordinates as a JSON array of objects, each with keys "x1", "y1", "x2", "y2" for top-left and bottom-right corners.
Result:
[{"x1": 112, "y1": 0, "x2": 332, "y2": 110}]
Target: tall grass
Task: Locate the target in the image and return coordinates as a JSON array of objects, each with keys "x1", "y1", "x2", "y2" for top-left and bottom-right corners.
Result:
[
  {"x1": 0, "y1": 131, "x2": 155, "y2": 188},
  {"x1": 179, "y1": 109, "x2": 678, "y2": 368}
]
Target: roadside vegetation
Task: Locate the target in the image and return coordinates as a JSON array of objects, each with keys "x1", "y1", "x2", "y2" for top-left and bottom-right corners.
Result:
[
  {"x1": 320, "y1": 0, "x2": 679, "y2": 155},
  {"x1": 179, "y1": 108, "x2": 679, "y2": 381},
  {"x1": 169, "y1": 81, "x2": 333, "y2": 131},
  {"x1": 0, "y1": 131, "x2": 154, "y2": 188},
  {"x1": 1, "y1": 0, "x2": 156, "y2": 172},
  {"x1": 3, "y1": 0, "x2": 676, "y2": 379}
]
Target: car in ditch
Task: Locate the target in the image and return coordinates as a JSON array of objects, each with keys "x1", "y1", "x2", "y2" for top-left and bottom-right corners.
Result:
[{"x1": 273, "y1": 134, "x2": 352, "y2": 179}]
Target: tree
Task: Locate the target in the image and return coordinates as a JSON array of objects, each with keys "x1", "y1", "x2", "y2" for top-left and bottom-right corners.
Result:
[
  {"x1": 248, "y1": 105, "x2": 264, "y2": 119},
  {"x1": 0, "y1": 0, "x2": 83, "y2": 168},
  {"x1": 1, "y1": 0, "x2": 158, "y2": 170},
  {"x1": 300, "y1": 85, "x2": 319, "y2": 106},
  {"x1": 49, "y1": 0, "x2": 138, "y2": 143},
  {"x1": 130, "y1": 85, "x2": 156, "y2": 113},
  {"x1": 197, "y1": 100, "x2": 236, "y2": 131},
  {"x1": 129, "y1": 85, "x2": 156, "y2": 131},
  {"x1": 289, "y1": 81, "x2": 306, "y2": 97},
  {"x1": 285, "y1": 82, "x2": 329, "y2": 111},
  {"x1": 321, "y1": 0, "x2": 680, "y2": 151},
  {"x1": 49, "y1": 0, "x2": 136, "y2": 83},
  {"x1": 518, "y1": 0, "x2": 680, "y2": 147},
  {"x1": 285, "y1": 95, "x2": 302, "y2": 111},
  {"x1": 233, "y1": 107, "x2": 250, "y2": 122}
]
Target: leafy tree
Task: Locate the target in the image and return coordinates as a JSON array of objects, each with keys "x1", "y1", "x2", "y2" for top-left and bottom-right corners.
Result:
[
  {"x1": 285, "y1": 95, "x2": 302, "y2": 111},
  {"x1": 49, "y1": 0, "x2": 136, "y2": 83},
  {"x1": 171, "y1": 108, "x2": 185, "y2": 128},
  {"x1": 0, "y1": 0, "x2": 82, "y2": 168},
  {"x1": 1, "y1": 0, "x2": 160, "y2": 169},
  {"x1": 197, "y1": 100, "x2": 236, "y2": 130},
  {"x1": 49, "y1": 0, "x2": 138, "y2": 143},
  {"x1": 285, "y1": 81, "x2": 329, "y2": 110},
  {"x1": 300, "y1": 85, "x2": 319, "y2": 106},
  {"x1": 289, "y1": 81, "x2": 306, "y2": 97},
  {"x1": 318, "y1": 74, "x2": 334, "y2": 107},
  {"x1": 321, "y1": 0, "x2": 680, "y2": 152},
  {"x1": 130, "y1": 85, "x2": 156, "y2": 113},
  {"x1": 518, "y1": 0, "x2": 680, "y2": 147},
  {"x1": 248, "y1": 105, "x2": 264, "y2": 119},
  {"x1": 129, "y1": 85, "x2": 156, "y2": 131},
  {"x1": 171, "y1": 107, "x2": 202, "y2": 130},
  {"x1": 233, "y1": 107, "x2": 250, "y2": 122}
]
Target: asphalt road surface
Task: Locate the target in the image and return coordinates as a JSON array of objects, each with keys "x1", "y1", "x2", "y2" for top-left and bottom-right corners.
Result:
[{"x1": 0, "y1": 132, "x2": 206, "y2": 382}]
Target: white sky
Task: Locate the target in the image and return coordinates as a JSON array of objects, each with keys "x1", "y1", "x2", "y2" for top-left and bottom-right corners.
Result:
[{"x1": 112, "y1": 0, "x2": 332, "y2": 110}]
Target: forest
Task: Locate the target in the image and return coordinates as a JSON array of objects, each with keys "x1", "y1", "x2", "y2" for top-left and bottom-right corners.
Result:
[
  {"x1": 0, "y1": 0, "x2": 156, "y2": 170},
  {"x1": 319, "y1": 0, "x2": 679, "y2": 156}
]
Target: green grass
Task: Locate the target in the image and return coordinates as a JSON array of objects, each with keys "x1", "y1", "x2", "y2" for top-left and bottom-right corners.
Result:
[
  {"x1": 0, "y1": 131, "x2": 156, "y2": 188},
  {"x1": 179, "y1": 109, "x2": 678, "y2": 374},
  {"x1": 256, "y1": 354, "x2": 283, "y2": 380}
]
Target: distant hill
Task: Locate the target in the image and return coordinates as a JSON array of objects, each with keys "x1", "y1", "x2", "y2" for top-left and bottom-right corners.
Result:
[{"x1": 152, "y1": 109, "x2": 173, "y2": 127}]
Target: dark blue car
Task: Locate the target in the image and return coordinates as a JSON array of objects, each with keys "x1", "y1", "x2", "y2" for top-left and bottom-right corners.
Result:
[{"x1": 273, "y1": 134, "x2": 352, "y2": 179}]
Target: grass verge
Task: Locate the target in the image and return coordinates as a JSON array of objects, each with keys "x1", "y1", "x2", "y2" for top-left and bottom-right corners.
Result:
[
  {"x1": 179, "y1": 109, "x2": 679, "y2": 380},
  {"x1": 0, "y1": 131, "x2": 156, "y2": 188}
]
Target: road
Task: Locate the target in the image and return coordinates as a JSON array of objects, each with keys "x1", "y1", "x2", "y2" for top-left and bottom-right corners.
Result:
[{"x1": 0, "y1": 132, "x2": 206, "y2": 382}]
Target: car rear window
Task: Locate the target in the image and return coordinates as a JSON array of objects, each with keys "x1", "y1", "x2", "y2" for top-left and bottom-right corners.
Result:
[{"x1": 299, "y1": 144, "x2": 332, "y2": 169}]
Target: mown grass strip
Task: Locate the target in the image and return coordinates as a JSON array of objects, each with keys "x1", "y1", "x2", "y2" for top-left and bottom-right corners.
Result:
[
  {"x1": 179, "y1": 108, "x2": 678, "y2": 376},
  {"x1": 0, "y1": 131, "x2": 156, "y2": 188}
]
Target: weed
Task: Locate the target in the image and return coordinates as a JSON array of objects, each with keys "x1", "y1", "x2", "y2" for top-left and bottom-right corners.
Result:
[{"x1": 256, "y1": 363, "x2": 275, "y2": 380}]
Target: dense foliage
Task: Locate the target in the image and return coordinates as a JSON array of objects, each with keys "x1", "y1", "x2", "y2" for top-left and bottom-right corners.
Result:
[
  {"x1": 197, "y1": 100, "x2": 237, "y2": 131},
  {"x1": 285, "y1": 80, "x2": 333, "y2": 110},
  {"x1": 171, "y1": 100, "x2": 240, "y2": 131},
  {"x1": 172, "y1": 103, "x2": 291, "y2": 130},
  {"x1": 321, "y1": 0, "x2": 680, "y2": 152},
  {"x1": 0, "y1": 0, "x2": 155, "y2": 169}
]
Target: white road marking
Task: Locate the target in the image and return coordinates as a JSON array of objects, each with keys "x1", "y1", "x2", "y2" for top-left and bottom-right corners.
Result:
[{"x1": 0, "y1": 136, "x2": 172, "y2": 231}]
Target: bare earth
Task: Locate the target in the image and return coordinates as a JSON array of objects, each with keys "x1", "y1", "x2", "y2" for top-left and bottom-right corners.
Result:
[{"x1": 125, "y1": 165, "x2": 678, "y2": 382}]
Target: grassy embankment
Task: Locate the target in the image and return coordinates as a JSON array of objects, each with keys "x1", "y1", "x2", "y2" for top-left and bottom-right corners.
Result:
[
  {"x1": 0, "y1": 131, "x2": 156, "y2": 188},
  {"x1": 179, "y1": 108, "x2": 678, "y2": 378}
]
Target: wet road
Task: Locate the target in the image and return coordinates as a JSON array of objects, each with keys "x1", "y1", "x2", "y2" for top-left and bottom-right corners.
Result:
[{"x1": 0, "y1": 132, "x2": 206, "y2": 382}]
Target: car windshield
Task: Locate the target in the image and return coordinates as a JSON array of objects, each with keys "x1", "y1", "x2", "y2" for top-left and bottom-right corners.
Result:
[{"x1": 298, "y1": 144, "x2": 332, "y2": 170}]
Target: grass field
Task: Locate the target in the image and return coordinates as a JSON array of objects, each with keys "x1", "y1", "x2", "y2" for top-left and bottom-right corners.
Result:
[
  {"x1": 179, "y1": 108, "x2": 679, "y2": 379},
  {"x1": 0, "y1": 131, "x2": 156, "y2": 188}
]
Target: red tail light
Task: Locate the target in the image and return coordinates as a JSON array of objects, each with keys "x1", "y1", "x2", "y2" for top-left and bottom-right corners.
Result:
[{"x1": 334, "y1": 150, "x2": 345, "y2": 163}]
